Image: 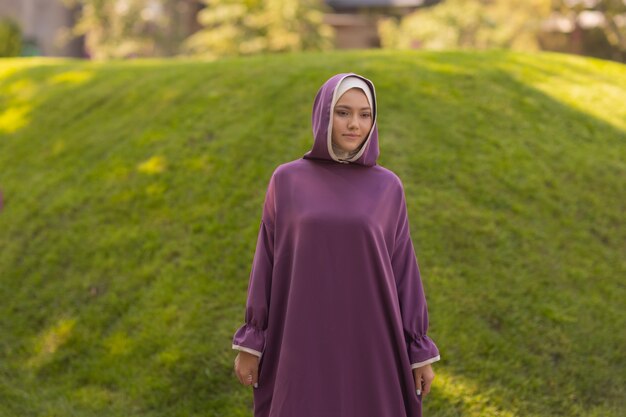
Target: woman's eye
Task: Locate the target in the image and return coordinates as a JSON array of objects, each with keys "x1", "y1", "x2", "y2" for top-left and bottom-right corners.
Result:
[{"x1": 362, "y1": 113, "x2": 371, "y2": 118}]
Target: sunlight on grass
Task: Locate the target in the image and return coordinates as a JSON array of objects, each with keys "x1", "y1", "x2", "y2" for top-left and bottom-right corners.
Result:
[
  {"x1": 0, "y1": 65, "x2": 19, "y2": 81},
  {"x1": 27, "y1": 317, "x2": 76, "y2": 369},
  {"x1": 436, "y1": 368, "x2": 527, "y2": 417},
  {"x1": 0, "y1": 104, "x2": 31, "y2": 133},
  {"x1": 0, "y1": 78, "x2": 38, "y2": 134},
  {"x1": 530, "y1": 82, "x2": 625, "y2": 131},
  {"x1": 6, "y1": 78, "x2": 38, "y2": 99},
  {"x1": 71, "y1": 386, "x2": 119, "y2": 409},
  {"x1": 137, "y1": 155, "x2": 167, "y2": 175},
  {"x1": 413, "y1": 58, "x2": 471, "y2": 75},
  {"x1": 47, "y1": 70, "x2": 94, "y2": 86},
  {"x1": 104, "y1": 331, "x2": 134, "y2": 356},
  {"x1": 502, "y1": 53, "x2": 626, "y2": 132}
]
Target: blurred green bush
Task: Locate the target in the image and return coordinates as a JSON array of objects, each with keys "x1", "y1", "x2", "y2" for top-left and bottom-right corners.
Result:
[{"x1": 0, "y1": 18, "x2": 22, "y2": 57}]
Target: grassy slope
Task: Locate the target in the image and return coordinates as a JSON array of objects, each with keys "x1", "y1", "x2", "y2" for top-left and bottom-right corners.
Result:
[{"x1": 0, "y1": 49, "x2": 624, "y2": 417}]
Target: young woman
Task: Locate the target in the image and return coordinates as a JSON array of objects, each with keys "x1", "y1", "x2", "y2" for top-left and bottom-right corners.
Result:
[{"x1": 232, "y1": 73, "x2": 441, "y2": 417}]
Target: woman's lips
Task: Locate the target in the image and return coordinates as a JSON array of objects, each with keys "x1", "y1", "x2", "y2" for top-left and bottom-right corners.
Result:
[{"x1": 343, "y1": 134, "x2": 360, "y2": 139}]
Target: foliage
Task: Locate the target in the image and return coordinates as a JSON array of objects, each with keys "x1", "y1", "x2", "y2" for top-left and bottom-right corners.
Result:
[
  {"x1": 378, "y1": 0, "x2": 551, "y2": 51},
  {"x1": 0, "y1": 18, "x2": 22, "y2": 57},
  {"x1": 379, "y1": 0, "x2": 626, "y2": 60},
  {"x1": 181, "y1": 0, "x2": 335, "y2": 58},
  {"x1": 61, "y1": 0, "x2": 334, "y2": 59},
  {"x1": 62, "y1": 0, "x2": 197, "y2": 59}
]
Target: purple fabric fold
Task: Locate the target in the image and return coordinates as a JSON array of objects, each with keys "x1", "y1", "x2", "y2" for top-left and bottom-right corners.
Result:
[
  {"x1": 391, "y1": 178, "x2": 440, "y2": 368},
  {"x1": 232, "y1": 215, "x2": 274, "y2": 357}
]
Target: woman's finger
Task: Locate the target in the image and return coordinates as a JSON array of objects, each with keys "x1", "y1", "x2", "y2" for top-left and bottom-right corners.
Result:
[
  {"x1": 413, "y1": 368, "x2": 423, "y2": 394},
  {"x1": 421, "y1": 369, "x2": 435, "y2": 395},
  {"x1": 252, "y1": 365, "x2": 259, "y2": 388},
  {"x1": 243, "y1": 368, "x2": 252, "y2": 386},
  {"x1": 422, "y1": 377, "x2": 431, "y2": 395}
]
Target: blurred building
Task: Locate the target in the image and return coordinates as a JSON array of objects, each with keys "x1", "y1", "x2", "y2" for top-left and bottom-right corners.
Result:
[
  {"x1": 0, "y1": 0, "x2": 84, "y2": 57},
  {"x1": 323, "y1": 0, "x2": 442, "y2": 48}
]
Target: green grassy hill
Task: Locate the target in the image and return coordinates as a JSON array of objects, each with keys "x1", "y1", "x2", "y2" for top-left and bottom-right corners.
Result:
[{"x1": 0, "y1": 49, "x2": 624, "y2": 417}]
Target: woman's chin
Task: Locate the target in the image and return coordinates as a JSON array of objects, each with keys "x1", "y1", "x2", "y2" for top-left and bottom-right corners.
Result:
[
  {"x1": 339, "y1": 146, "x2": 358, "y2": 153},
  {"x1": 338, "y1": 140, "x2": 363, "y2": 153}
]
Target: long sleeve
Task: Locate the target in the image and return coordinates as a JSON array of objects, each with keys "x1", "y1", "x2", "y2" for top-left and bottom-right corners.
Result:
[
  {"x1": 232, "y1": 172, "x2": 276, "y2": 360},
  {"x1": 391, "y1": 182, "x2": 441, "y2": 369}
]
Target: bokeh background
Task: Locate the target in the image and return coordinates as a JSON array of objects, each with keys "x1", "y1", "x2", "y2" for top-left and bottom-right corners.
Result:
[
  {"x1": 1, "y1": 0, "x2": 626, "y2": 62},
  {"x1": 0, "y1": 1, "x2": 625, "y2": 417}
]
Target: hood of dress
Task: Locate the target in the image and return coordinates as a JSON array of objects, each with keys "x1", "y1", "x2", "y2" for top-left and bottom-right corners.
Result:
[{"x1": 303, "y1": 72, "x2": 379, "y2": 167}]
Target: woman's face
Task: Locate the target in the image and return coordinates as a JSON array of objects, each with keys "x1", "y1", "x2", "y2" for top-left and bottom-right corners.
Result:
[{"x1": 331, "y1": 88, "x2": 373, "y2": 153}]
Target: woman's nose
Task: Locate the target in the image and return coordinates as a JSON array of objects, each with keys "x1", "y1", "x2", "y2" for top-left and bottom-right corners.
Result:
[{"x1": 348, "y1": 115, "x2": 358, "y2": 129}]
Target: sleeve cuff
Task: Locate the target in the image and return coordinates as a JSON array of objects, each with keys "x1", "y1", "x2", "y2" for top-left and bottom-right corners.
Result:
[
  {"x1": 232, "y1": 344, "x2": 263, "y2": 359},
  {"x1": 407, "y1": 334, "x2": 440, "y2": 366},
  {"x1": 232, "y1": 322, "x2": 265, "y2": 356},
  {"x1": 411, "y1": 355, "x2": 440, "y2": 369}
]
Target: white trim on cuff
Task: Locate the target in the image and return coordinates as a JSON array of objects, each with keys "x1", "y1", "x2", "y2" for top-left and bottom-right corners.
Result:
[
  {"x1": 411, "y1": 355, "x2": 441, "y2": 369},
  {"x1": 232, "y1": 344, "x2": 263, "y2": 359}
]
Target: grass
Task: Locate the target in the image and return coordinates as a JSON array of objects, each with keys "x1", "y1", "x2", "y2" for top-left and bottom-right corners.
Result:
[{"x1": 0, "y1": 49, "x2": 624, "y2": 416}]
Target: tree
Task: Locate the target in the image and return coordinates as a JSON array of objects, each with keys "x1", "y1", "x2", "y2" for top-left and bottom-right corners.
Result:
[
  {"x1": 62, "y1": 0, "x2": 201, "y2": 59},
  {"x1": 378, "y1": 0, "x2": 626, "y2": 61},
  {"x1": 378, "y1": 0, "x2": 552, "y2": 51},
  {"x1": 0, "y1": 18, "x2": 22, "y2": 57},
  {"x1": 181, "y1": 0, "x2": 335, "y2": 58}
]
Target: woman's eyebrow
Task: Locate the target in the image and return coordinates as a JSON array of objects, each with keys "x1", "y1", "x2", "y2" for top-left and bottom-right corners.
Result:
[{"x1": 335, "y1": 105, "x2": 371, "y2": 110}]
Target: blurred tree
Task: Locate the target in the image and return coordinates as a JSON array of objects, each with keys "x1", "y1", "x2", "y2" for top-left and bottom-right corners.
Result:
[
  {"x1": 62, "y1": 0, "x2": 202, "y2": 59},
  {"x1": 0, "y1": 18, "x2": 22, "y2": 57},
  {"x1": 600, "y1": 0, "x2": 626, "y2": 60},
  {"x1": 379, "y1": 0, "x2": 625, "y2": 61},
  {"x1": 181, "y1": 0, "x2": 335, "y2": 58},
  {"x1": 378, "y1": 0, "x2": 552, "y2": 51}
]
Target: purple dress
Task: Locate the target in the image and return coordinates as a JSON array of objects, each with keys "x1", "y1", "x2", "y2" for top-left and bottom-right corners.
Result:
[{"x1": 232, "y1": 73, "x2": 441, "y2": 417}]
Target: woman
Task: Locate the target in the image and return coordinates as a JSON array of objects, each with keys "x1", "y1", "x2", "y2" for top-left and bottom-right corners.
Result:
[{"x1": 232, "y1": 73, "x2": 441, "y2": 417}]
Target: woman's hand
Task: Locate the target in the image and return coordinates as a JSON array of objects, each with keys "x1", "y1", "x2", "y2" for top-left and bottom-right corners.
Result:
[
  {"x1": 413, "y1": 363, "x2": 435, "y2": 396},
  {"x1": 234, "y1": 351, "x2": 260, "y2": 388}
]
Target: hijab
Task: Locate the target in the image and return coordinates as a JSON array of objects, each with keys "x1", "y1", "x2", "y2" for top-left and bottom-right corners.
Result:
[
  {"x1": 303, "y1": 73, "x2": 379, "y2": 167},
  {"x1": 330, "y1": 76, "x2": 374, "y2": 161}
]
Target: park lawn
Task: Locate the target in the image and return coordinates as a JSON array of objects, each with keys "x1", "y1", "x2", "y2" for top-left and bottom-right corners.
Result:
[{"x1": 0, "y1": 49, "x2": 624, "y2": 416}]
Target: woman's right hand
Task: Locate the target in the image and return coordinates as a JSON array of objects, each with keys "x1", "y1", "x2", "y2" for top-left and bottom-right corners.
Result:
[{"x1": 234, "y1": 351, "x2": 260, "y2": 388}]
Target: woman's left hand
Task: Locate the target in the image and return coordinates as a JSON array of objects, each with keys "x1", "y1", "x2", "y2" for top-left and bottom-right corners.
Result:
[{"x1": 413, "y1": 363, "x2": 435, "y2": 396}]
